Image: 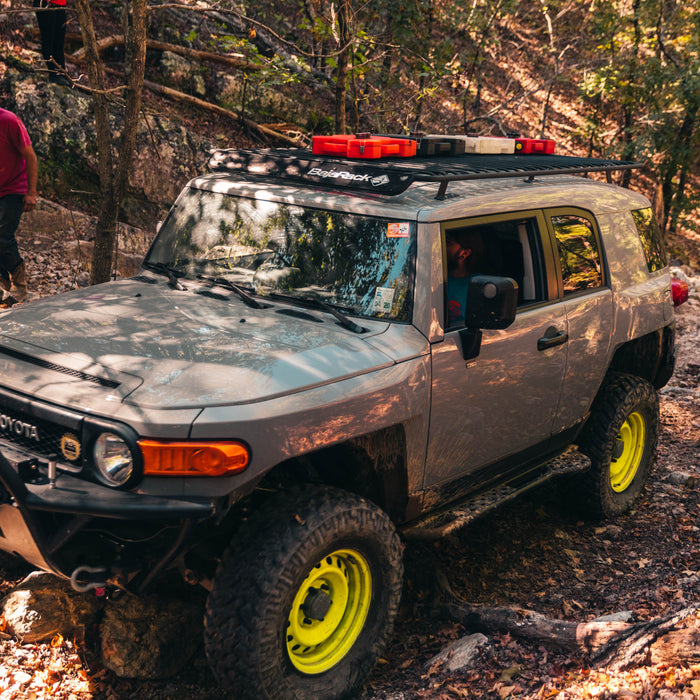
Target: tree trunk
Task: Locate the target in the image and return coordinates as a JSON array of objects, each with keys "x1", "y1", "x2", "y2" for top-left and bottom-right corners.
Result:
[
  {"x1": 74, "y1": 0, "x2": 116, "y2": 283},
  {"x1": 667, "y1": 105, "x2": 698, "y2": 234},
  {"x1": 660, "y1": 106, "x2": 697, "y2": 233},
  {"x1": 114, "y1": 0, "x2": 147, "y2": 212},
  {"x1": 620, "y1": 106, "x2": 634, "y2": 188},
  {"x1": 74, "y1": 0, "x2": 147, "y2": 284},
  {"x1": 334, "y1": 0, "x2": 352, "y2": 133},
  {"x1": 538, "y1": 0, "x2": 556, "y2": 138},
  {"x1": 620, "y1": 0, "x2": 641, "y2": 189}
]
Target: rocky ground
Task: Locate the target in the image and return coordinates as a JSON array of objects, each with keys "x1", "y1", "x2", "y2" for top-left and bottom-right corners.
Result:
[{"x1": 0, "y1": 211, "x2": 698, "y2": 699}]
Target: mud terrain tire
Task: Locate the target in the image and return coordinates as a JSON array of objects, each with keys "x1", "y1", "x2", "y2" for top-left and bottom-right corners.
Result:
[
  {"x1": 204, "y1": 485, "x2": 403, "y2": 699},
  {"x1": 576, "y1": 373, "x2": 659, "y2": 519}
]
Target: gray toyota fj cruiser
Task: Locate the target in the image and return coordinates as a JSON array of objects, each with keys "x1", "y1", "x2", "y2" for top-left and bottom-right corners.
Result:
[{"x1": 0, "y1": 139, "x2": 683, "y2": 699}]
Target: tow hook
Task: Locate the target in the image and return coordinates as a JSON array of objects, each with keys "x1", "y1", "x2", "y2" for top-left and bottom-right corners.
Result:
[{"x1": 70, "y1": 565, "x2": 108, "y2": 594}]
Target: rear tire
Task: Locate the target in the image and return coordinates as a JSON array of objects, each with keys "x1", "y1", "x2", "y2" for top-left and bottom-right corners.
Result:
[
  {"x1": 576, "y1": 373, "x2": 659, "y2": 519},
  {"x1": 204, "y1": 485, "x2": 403, "y2": 700}
]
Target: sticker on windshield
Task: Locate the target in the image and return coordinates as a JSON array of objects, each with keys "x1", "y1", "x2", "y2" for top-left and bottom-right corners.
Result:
[
  {"x1": 387, "y1": 222, "x2": 410, "y2": 238},
  {"x1": 371, "y1": 287, "x2": 395, "y2": 313}
]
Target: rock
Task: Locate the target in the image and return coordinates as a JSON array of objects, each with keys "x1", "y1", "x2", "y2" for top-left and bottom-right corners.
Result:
[
  {"x1": 19, "y1": 198, "x2": 75, "y2": 235},
  {"x1": 593, "y1": 611, "x2": 634, "y2": 623},
  {"x1": 666, "y1": 471, "x2": 698, "y2": 488},
  {"x1": 593, "y1": 524, "x2": 623, "y2": 538},
  {"x1": 62, "y1": 239, "x2": 145, "y2": 278},
  {"x1": 100, "y1": 593, "x2": 203, "y2": 679},
  {"x1": 116, "y1": 252, "x2": 145, "y2": 278},
  {"x1": 2, "y1": 69, "x2": 211, "y2": 228},
  {"x1": 160, "y1": 51, "x2": 206, "y2": 97},
  {"x1": 0, "y1": 571, "x2": 104, "y2": 643},
  {"x1": 425, "y1": 633, "x2": 491, "y2": 672},
  {"x1": 76, "y1": 271, "x2": 91, "y2": 287}
]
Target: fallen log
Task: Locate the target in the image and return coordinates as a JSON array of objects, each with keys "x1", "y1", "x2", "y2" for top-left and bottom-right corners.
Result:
[
  {"x1": 446, "y1": 602, "x2": 700, "y2": 670},
  {"x1": 28, "y1": 30, "x2": 261, "y2": 72},
  {"x1": 446, "y1": 604, "x2": 633, "y2": 654},
  {"x1": 68, "y1": 33, "x2": 261, "y2": 72},
  {"x1": 595, "y1": 606, "x2": 700, "y2": 670},
  {"x1": 650, "y1": 628, "x2": 700, "y2": 665},
  {"x1": 139, "y1": 78, "x2": 302, "y2": 146},
  {"x1": 67, "y1": 56, "x2": 302, "y2": 146}
]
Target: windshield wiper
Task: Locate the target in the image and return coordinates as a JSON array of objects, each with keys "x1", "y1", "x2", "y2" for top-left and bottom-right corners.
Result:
[
  {"x1": 197, "y1": 275, "x2": 270, "y2": 310},
  {"x1": 143, "y1": 261, "x2": 187, "y2": 290},
  {"x1": 268, "y1": 293, "x2": 366, "y2": 334}
]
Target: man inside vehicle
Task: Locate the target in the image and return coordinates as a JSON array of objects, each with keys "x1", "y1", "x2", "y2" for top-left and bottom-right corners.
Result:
[{"x1": 445, "y1": 228, "x2": 484, "y2": 325}]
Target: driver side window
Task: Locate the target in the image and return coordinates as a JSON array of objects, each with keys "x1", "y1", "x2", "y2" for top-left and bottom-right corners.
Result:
[{"x1": 443, "y1": 217, "x2": 546, "y2": 328}]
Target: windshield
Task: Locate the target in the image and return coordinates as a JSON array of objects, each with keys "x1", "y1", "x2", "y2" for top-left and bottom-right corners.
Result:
[{"x1": 146, "y1": 187, "x2": 417, "y2": 322}]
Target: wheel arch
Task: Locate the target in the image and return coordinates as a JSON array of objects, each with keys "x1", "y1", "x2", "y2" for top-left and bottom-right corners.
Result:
[
  {"x1": 608, "y1": 322, "x2": 676, "y2": 389},
  {"x1": 256, "y1": 424, "x2": 409, "y2": 522}
]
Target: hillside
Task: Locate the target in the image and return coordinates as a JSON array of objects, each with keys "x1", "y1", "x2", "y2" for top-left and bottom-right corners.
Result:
[
  {"x1": 2, "y1": 1, "x2": 698, "y2": 264},
  {"x1": 0, "y1": 2, "x2": 699, "y2": 699}
]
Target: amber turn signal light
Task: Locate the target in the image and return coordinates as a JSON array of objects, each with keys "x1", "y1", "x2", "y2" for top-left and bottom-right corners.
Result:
[{"x1": 139, "y1": 440, "x2": 250, "y2": 476}]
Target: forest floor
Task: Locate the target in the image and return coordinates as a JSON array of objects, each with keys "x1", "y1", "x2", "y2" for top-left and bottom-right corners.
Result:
[
  {"x1": 0, "y1": 219, "x2": 697, "y2": 700},
  {"x1": 1, "y1": 9, "x2": 699, "y2": 696}
]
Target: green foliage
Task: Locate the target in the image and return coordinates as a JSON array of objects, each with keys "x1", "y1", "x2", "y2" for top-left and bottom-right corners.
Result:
[
  {"x1": 79, "y1": 0, "x2": 700, "y2": 235},
  {"x1": 574, "y1": 0, "x2": 699, "y2": 229}
]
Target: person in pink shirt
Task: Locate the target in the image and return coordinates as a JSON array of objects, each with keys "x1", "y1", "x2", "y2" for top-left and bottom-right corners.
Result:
[
  {"x1": 0, "y1": 108, "x2": 38, "y2": 307},
  {"x1": 34, "y1": 0, "x2": 68, "y2": 85}
]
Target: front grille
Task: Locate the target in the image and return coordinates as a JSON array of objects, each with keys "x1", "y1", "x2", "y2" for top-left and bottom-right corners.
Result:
[{"x1": 0, "y1": 406, "x2": 82, "y2": 464}]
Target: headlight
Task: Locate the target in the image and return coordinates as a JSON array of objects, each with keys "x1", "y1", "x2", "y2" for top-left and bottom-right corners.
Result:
[{"x1": 93, "y1": 432, "x2": 135, "y2": 487}]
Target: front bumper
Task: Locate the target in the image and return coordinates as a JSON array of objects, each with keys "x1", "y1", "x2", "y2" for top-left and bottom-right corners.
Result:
[{"x1": 0, "y1": 446, "x2": 216, "y2": 578}]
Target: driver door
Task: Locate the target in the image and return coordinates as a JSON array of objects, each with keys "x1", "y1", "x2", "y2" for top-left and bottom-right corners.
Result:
[{"x1": 424, "y1": 212, "x2": 567, "y2": 491}]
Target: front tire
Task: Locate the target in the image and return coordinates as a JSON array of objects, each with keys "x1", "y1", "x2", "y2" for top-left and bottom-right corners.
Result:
[
  {"x1": 204, "y1": 486, "x2": 403, "y2": 699},
  {"x1": 576, "y1": 373, "x2": 659, "y2": 519}
]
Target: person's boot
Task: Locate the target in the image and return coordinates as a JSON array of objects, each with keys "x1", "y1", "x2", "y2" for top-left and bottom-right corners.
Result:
[
  {"x1": 1, "y1": 263, "x2": 28, "y2": 307},
  {"x1": 0, "y1": 276, "x2": 10, "y2": 306}
]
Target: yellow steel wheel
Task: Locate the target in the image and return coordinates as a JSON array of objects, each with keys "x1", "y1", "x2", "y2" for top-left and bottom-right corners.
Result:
[
  {"x1": 575, "y1": 375, "x2": 658, "y2": 519},
  {"x1": 286, "y1": 548, "x2": 372, "y2": 674},
  {"x1": 610, "y1": 411, "x2": 645, "y2": 493}
]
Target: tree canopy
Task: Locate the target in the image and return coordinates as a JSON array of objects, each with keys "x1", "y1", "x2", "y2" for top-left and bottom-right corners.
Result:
[{"x1": 32, "y1": 0, "x2": 700, "y2": 280}]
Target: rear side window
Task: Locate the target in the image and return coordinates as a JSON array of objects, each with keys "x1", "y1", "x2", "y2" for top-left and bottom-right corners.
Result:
[
  {"x1": 551, "y1": 214, "x2": 603, "y2": 295},
  {"x1": 631, "y1": 208, "x2": 667, "y2": 272}
]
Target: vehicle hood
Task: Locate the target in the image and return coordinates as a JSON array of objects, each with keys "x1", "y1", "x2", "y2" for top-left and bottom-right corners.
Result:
[{"x1": 0, "y1": 280, "x2": 398, "y2": 410}]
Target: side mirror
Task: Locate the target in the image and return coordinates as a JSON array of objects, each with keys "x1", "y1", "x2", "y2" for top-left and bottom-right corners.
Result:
[
  {"x1": 457, "y1": 276, "x2": 518, "y2": 361},
  {"x1": 464, "y1": 275, "x2": 518, "y2": 330}
]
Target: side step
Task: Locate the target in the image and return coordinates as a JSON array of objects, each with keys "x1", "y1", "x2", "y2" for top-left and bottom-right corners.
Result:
[{"x1": 400, "y1": 447, "x2": 591, "y2": 540}]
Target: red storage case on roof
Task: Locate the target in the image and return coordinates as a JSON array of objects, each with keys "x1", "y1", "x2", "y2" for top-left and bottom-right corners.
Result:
[
  {"x1": 514, "y1": 138, "x2": 556, "y2": 154},
  {"x1": 311, "y1": 134, "x2": 354, "y2": 156},
  {"x1": 312, "y1": 134, "x2": 417, "y2": 159}
]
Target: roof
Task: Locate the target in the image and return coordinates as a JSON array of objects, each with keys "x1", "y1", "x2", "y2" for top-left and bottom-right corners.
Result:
[{"x1": 207, "y1": 148, "x2": 644, "y2": 199}]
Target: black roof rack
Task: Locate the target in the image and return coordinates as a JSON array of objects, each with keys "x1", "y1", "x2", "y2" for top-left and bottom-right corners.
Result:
[{"x1": 208, "y1": 148, "x2": 643, "y2": 200}]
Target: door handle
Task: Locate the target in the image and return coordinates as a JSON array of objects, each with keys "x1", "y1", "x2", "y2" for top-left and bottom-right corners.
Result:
[{"x1": 537, "y1": 330, "x2": 568, "y2": 351}]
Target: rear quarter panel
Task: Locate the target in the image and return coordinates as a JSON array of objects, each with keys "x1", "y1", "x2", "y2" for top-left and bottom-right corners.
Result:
[{"x1": 597, "y1": 207, "x2": 673, "y2": 349}]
